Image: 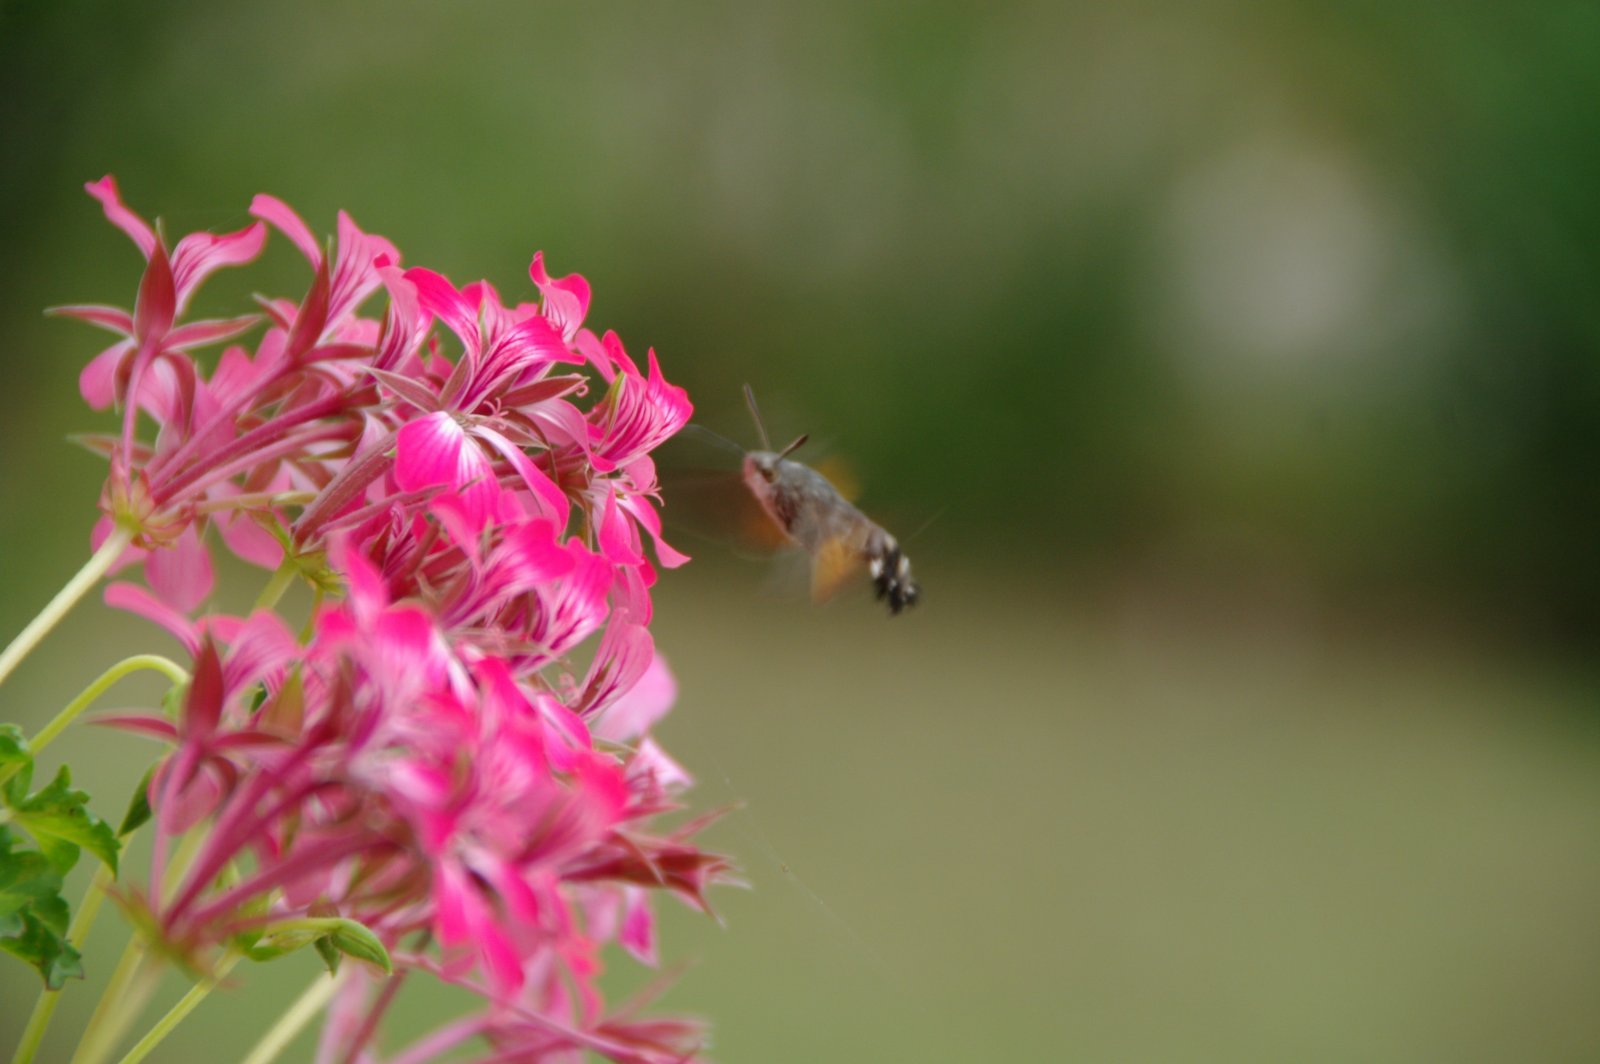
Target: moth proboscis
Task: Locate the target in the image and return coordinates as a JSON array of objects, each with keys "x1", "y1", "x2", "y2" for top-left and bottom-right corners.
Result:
[{"x1": 739, "y1": 385, "x2": 919, "y2": 615}]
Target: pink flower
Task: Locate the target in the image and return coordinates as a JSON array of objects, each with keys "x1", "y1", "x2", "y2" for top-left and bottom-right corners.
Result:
[
  {"x1": 61, "y1": 178, "x2": 730, "y2": 1063},
  {"x1": 586, "y1": 333, "x2": 693, "y2": 474}
]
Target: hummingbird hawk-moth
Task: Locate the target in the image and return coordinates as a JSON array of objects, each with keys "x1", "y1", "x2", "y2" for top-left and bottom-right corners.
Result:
[{"x1": 740, "y1": 385, "x2": 919, "y2": 615}]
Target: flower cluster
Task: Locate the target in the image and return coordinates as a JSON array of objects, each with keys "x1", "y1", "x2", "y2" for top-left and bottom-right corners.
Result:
[{"x1": 60, "y1": 177, "x2": 730, "y2": 1063}]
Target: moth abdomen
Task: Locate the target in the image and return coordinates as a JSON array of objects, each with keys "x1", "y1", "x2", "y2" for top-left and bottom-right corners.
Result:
[{"x1": 868, "y1": 536, "x2": 919, "y2": 615}]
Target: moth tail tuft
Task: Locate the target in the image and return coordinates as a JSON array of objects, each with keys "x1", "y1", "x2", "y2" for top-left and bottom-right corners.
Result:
[{"x1": 870, "y1": 542, "x2": 919, "y2": 616}]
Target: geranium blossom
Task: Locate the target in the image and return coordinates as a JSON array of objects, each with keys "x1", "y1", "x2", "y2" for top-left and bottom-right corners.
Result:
[{"x1": 53, "y1": 178, "x2": 729, "y2": 1064}]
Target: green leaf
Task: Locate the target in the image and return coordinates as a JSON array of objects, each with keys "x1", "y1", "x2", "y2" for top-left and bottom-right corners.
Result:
[
  {"x1": 9, "y1": 766, "x2": 120, "y2": 875},
  {"x1": 327, "y1": 919, "x2": 391, "y2": 974},
  {"x1": 0, "y1": 906, "x2": 84, "y2": 989},
  {"x1": 0, "y1": 827, "x2": 83, "y2": 989},
  {"x1": 118, "y1": 764, "x2": 156, "y2": 837},
  {"x1": 0, "y1": 723, "x2": 29, "y2": 773},
  {"x1": 0, "y1": 829, "x2": 63, "y2": 920}
]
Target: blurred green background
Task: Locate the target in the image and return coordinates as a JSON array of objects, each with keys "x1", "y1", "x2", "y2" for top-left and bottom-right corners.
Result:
[{"x1": 3, "y1": 2, "x2": 1600, "y2": 1061}]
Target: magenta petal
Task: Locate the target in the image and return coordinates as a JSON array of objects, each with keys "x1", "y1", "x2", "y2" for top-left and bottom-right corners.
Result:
[
  {"x1": 594, "y1": 650, "x2": 676, "y2": 743},
  {"x1": 405, "y1": 267, "x2": 480, "y2": 356},
  {"x1": 528, "y1": 251, "x2": 592, "y2": 343},
  {"x1": 47, "y1": 304, "x2": 133, "y2": 335},
  {"x1": 618, "y1": 493, "x2": 691, "y2": 569},
  {"x1": 145, "y1": 525, "x2": 214, "y2": 612},
  {"x1": 434, "y1": 863, "x2": 474, "y2": 947},
  {"x1": 171, "y1": 222, "x2": 268, "y2": 309},
  {"x1": 395, "y1": 411, "x2": 468, "y2": 490},
  {"x1": 104, "y1": 583, "x2": 200, "y2": 655},
  {"x1": 167, "y1": 314, "x2": 261, "y2": 351},
  {"x1": 85, "y1": 176, "x2": 157, "y2": 259},
  {"x1": 249, "y1": 194, "x2": 322, "y2": 266},
  {"x1": 214, "y1": 509, "x2": 284, "y2": 570},
  {"x1": 620, "y1": 886, "x2": 658, "y2": 967},
  {"x1": 397, "y1": 412, "x2": 498, "y2": 527},
  {"x1": 429, "y1": 486, "x2": 479, "y2": 550},
  {"x1": 501, "y1": 518, "x2": 574, "y2": 585},
  {"x1": 474, "y1": 426, "x2": 570, "y2": 528},
  {"x1": 597, "y1": 489, "x2": 643, "y2": 567},
  {"x1": 79, "y1": 342, "x2": 133, "y2": 409},
  {"x1": 579, "y1": 621, "x2": 654, "y2": 716},
  {"x1": 221, "y1": 610, "x2": 300, "y2": 692}
]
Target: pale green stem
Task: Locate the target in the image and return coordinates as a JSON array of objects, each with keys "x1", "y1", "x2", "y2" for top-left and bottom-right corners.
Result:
[
  {"x1": 237, "y1": 968, "x2": 348, "y2": 1064},
  {"x1": 9, "y1": 864, "x2": 116, "y2": 1064},
  {"x1": 37, "y1": 654, "x2": 186, "y2": 754},
  {"x1": 0, "y1": 654, "x2": 187, "y2": 793},
  {"x1": 253, "y1": 561, "x2": 299, "y2": 613},
  {"x1": 70, "y1": 825, "x2": 206, "y2": 1064},
  {"x1": 0, "y1": 527, "x2": 134, "y2": 691},
  {"x1": 69, "y1": 937, "x2": 156, "y2": 1064},
  {"x1": 113, "y1": 951, "x2": 242, "y2": 1064}
]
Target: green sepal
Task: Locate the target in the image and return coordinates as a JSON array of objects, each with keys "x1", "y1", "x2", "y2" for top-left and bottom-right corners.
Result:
[
  {"x1": 313, "y1": 934, "x2": 342, "y2": 975},
  {"x1": 326, "y1": 919, "x2": 391, "y2": 974},
  {"x1": 118, "y1": 764, "x2": 157, "y2": 837}
]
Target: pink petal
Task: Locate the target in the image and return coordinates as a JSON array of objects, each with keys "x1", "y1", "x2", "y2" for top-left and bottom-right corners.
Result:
[
  {"x1": 597, "y1": 489, "x2": 643, "y2": 567},
  {"x1": 47, "y1": 304, "x2": 133, "y2": 335},
  {"x1": 144, "y1": 525, "x2": 214, "y2": 612},
  {"x1": 328, "y1": 210, "x2": 398, "y2": 325},
  {"x1": 528, "y1": 251, "x2": 591, "y2": 344},
  {"x1": 500, "y1": 517, "x2": 574, "y2": 585},
  {"x1": 214, "y1": 509, "x2": 285, "y2": 570},
  {"x1": 473, "y1": 426, "x2": 569, "y2": 528},
  {"x1": 79, "y1": 341, "x2": 134, "y2": 409},
  {"x1": 250, "y1": 194, "x2": 322, "y2": 267},
  {"x1": 618, "y1": 492, "x2": 691, "y2": 569},
  {"x1": 630, "y1": 737, "x2": 694, "y2": 792},
  {"x1": 105, "y1": 583, "x2": 200, "y2": 654},
  {"x1": 171, "y1": 222, "x2": 268, "y2": 310},
  {"x1": 374, "y1": 263, "x2": 426, "y2": 371},
  {"x1": 85, "y1": 176, "x2": 157, "y2": 258},
  {"x1": 619, "y1": 886, "x2": 658, "y2": 967},
  {"x1": 405, "y1": 267, "x2": 480, "y2": 356},
  {"x1": 395, "y1": 412, "x2": 497, "y2": 526},
  {"x1": 221, "y1": 610, "x2": 299, "y2": 693},
  {"x1": 166, "y1": 314, "x2": 261, "y2": 351},
  {"x1": 578, "y1": 621, "x2": 654, "y2": 716},
  {"x1": 594, "y1": 649, "x2": 676, "y2": 743}
]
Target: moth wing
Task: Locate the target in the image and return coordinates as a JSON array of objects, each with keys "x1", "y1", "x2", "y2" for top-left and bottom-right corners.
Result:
[{"x1": 809, "y1": 534, "x2": 866, "y2": 603}]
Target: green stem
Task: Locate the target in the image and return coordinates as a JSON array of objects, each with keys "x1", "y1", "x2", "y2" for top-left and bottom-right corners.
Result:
[
  {"x1": 253, "y1": 561, "x2": 299, "y2": 613},
  {"x1": 113, "y1": 951, "x2": 242, "y2": 1064},
  {"x1": 237, "y1": 968, "x2": 347, "y2": 1064},
  {"x1": 9, "y1": 864, "x2": 116, "y2": 1064},
  {"x1": 0, "y1": 654, "x2": 187, "y2": 793},
  {"x1": 69, "y1": 937, "x2": 156, "y2": 1064},
  {"x1": 34, "y1": 654, "x2": 187, "y2": 755},
  {"x1": 0, "y1": 527, "x2": 134, "y2": 691}
]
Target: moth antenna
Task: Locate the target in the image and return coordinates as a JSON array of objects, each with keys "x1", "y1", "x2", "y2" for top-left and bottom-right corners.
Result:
[
  {"x1": 777, "y1": 433, "x2": 809, "y2": 460},
  {"x1": 743, "y1": 383, "x2": 772, "y2": 452}
]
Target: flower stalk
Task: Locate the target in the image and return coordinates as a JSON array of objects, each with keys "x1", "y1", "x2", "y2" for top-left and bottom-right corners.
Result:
[{"x1": 0, "y1": 526, "x2": 133, "y2": 690}]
